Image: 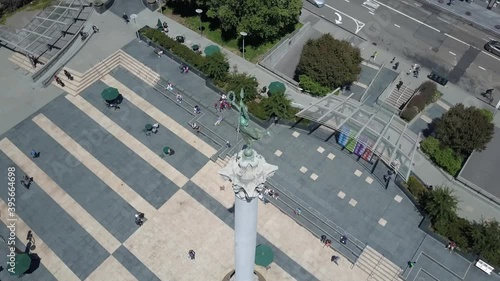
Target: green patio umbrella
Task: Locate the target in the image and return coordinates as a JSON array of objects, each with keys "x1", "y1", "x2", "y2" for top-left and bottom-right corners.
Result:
[
  {"x1": 204, "y1": 45, "x2": 221, "y2": 57},
  {"x1": 8, "y1": 253, "x2": 31, "y2": 276},
  {"x1": 255, "y1": 244, "x2": 274, "y2": 267},
  {"x1": 157, "y1": 19, "x2": 163, "y2": 30},
  {"x1": 101, "y1": 87, "x2": 120, "y2": 101},
  {"x1": 268, "y1": 81, "x2": 286, "y2": 95}
]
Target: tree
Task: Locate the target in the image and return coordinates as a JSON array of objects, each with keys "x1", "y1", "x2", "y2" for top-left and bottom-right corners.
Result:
[
  {"x1": 193, "y1": 0, "x2": 302, "y2": 42},
  {"x1": 225, "y1": 72, "x2": 258, "y2": 102},
  {"x1": 200, "y1": 52, "x2": 229, "y2": 82},
  {"x1": 421, "y1": 186, "x2": 458, "y2": 225},
  {"x1": 469, "y1": 220, "x2": 500, "y2": 265},
  {"x1": 434, "y1": 104, "x2": 494, "y2": 155},
  {"x1": 260, "y1": 92, "x2": 296, "y2": 120},
  {"x1": 296, "y1": 34, "x2": 362, "y2": 89}
]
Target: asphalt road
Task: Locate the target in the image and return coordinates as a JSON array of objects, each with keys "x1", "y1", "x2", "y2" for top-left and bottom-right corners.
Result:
[{"x1": 304, "y1": 0, "x2": 500, "y2": 95}]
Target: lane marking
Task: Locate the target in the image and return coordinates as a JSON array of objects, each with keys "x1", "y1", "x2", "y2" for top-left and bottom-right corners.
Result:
[
  {"x1": 373, "y1": 0, "x2": 440, "y2": 32},
  {"x1": 482, "y1": 38, "x2": 489, "y2": 42},
  {"x1": 325, "y1": 4, "x2": 366, "y2": 33},
  {"x1": 369, "y1": 11, "x2": 375, "y2": 15},
  {"x1": 345, "y1": 0, "x2": 350, "y2": 2},
  {"x1": 449, "y1": 51, "x2": 456, "y2": 56},
  {"x1": 394, "y1": 24, "x2": 400, "y2": 28},
  {"x1": 444, "y1": 33, "x2": 470, "y2": 47},
  {"x1": 479, "y1": 66, "x2": 486, "y2": 70},
  {"x1": 482, "y1": 51, "x2": 500, "y2": 62},
  {"x1": 402, "y1": 0, "x2": 409, "y2": 4}
]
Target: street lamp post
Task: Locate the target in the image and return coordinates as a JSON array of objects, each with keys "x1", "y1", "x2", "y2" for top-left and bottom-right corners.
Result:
[
  {"x1": 240, "y1": 31, "x2": 247, "y2": 59},
  {"x1": 195, "y1": 9, "x2": 203, "y2": 34}
]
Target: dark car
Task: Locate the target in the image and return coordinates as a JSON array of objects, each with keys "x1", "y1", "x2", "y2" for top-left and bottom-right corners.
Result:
[{"x1": 484, "y1": 40, "x2": 500, "y2": 56}]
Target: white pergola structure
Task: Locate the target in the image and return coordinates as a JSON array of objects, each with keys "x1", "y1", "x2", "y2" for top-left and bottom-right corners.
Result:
[
  {"x1": 296, "y1": 91, "x2": 421, "y2": 180},
  {"x1": 0, "y1": 0, "x2": 89, "y2": 61}
]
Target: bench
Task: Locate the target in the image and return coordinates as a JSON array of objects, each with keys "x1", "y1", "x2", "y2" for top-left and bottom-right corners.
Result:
[{"x1": 475, "y1": 259, "x2": 494, "y2": 275}]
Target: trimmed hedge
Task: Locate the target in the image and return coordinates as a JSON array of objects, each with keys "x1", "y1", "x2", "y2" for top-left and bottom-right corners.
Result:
[
  {"x1": 420, "y1": 137, "x2": 463, "y2": 176},
  {"x1": 401, "y1": 81, "x2": 442, "y2": 121},
  {"x1": 407, "y1": 176, "x2": 427, "y2": 202}
]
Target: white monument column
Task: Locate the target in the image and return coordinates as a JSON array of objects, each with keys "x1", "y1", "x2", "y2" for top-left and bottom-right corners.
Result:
[{"x1": 219, "y1": 148, "x2": 278, "y2": 281}]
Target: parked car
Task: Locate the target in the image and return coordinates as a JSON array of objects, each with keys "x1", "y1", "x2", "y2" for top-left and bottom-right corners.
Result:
[
  {"x1": 484, "y1": 40, "x2": 500, "y2": 56},
  {"x1": 308, "y1": 0, "x2": 325, "y2": 7}
]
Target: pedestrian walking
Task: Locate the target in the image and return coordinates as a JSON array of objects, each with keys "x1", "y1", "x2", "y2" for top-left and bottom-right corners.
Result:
[
  {"x1": 64, "y1": 70, "x2": 73, "y2": 80},
  {"x1": 166, "y1": 83, "x2": 174, "y2": 91},
  {"x1": 92, "y1": 25, "x2": 99, "y2": 33},
  {"x1": 294, "y1": 207, "x2": 302, "y2": 216},
  {"x1": 331, "y1": 255, "x2": 340, "y2": 265},
  {"x1": 383, "y1": 170, "x2": 394, "y2": 182},
  {"x1": 191, "y1": 122, "x2": 200, "y2": 133},
  {"x1": 226, "y1": 141, "x2": 231, "y2": 148},
  {"x1": 176, "y1": 94, "x2": 182, "y2": 103},
  {"x1": 188, "y1": 250, "x2": 196, "y2": 260},
  {"x1": 320, "y1": 235, "x2": 327, "y2": 243},
  {"x1": 396, "y1": 81, "x2": 403, "y2": 91},
  {"x1": 408, "y1": 261, "x2": 416, "y2": 268},
  {"x1": 393, "y1": 62, "x2": 399, "y2": 70},
  {"x1": 54, "y1": 75, "x2": 65, "y2": 87},
  {"x1": 370, "y1": 51, "x2": 378, "y2": 61},
  {"x1": 272, "y1": 192, "x2": 279, "y2": 200},
  {"x1": 20, "y1": 175, "x2": 33, "y2": 188},
  {"x1": 135, "y1": 212, "x2": 145, "y2": 226},
  {"x1": 390, "y1": 57, "x2": 395, "y2": 63},
  {"x1": 30, "y1": 149, "x2": 40, "y2": 158},
  {"x1": 122, "y1": 13, "x2": 129, "y2": 24}
]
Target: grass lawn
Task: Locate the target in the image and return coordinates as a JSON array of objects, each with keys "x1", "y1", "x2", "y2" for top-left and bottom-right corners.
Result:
[
  {"x1": 162, "y1": 7, "x2": 302, "y2": 63},
  {"x1": 0, "y1": 0, "x2": 54, "y2": 24}
]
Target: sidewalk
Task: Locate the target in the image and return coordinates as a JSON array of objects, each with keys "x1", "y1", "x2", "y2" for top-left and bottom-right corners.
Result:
[
  {"x1": 133, "y1": 9, "x2": 320, "y2": 109},
  {"x1": 422, "y1": 0, "x2": 500, "y2": 37}
]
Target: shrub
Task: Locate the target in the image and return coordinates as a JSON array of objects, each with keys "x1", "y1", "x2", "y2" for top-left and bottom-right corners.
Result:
[
  {"x1": 435, "y1": 104, "x2": 494, "y2": 154},
  {"x1": 420, "y1": 137, "x2": 440, "y2": 155},
  {"x1": 299, "y1": 75, "x2": 331, "y2": 97},
  {"x1": 407, "y1": 176, "x2": 427, "y2": 202},
  {"x1": 260, "y1": 92, "x2": 296, "y2": 120},
  {"x1": 400, "y1": 107, "x2": 419, "y2": 121},
  {"x1": 225, "y1": 72, "x2": 259, "y2": 102},
  {"x1": 247, "y1": 100, "x2": 270, "y2": 120},
  {"x1": 407, "y1": 95, "x2": 427, "y2": 112},
  {"x1": 296, "y1": 34, "x2": 361, "y2": 89},
  {"x1": 418, "y1": 81, "x2": 438, "y2": 102},
  {"x1": 421, "y1": 137, "x2": 463, "y2": 176}
]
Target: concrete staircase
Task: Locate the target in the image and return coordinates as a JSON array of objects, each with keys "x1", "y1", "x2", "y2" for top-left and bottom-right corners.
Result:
[
  {"x1": 214, "y1": 156, "x2": 231, "y2": 168},
  {"x1": 385, "y1": 85, "x2": 414, "y2": 109},
  {"x1": 356, "y1": 246, "x2": 401, "y2": 281},
  {"x1": 9, "y1": 53, "x2": 37, "y2": 74},
  {"x1": 51, "y1": 50, "x2": 161, "y2": 96}
]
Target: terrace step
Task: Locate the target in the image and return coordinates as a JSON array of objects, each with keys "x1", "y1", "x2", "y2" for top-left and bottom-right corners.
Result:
[
  {"x1": 356, "y1": 246, "x2": 401, "y2": 281},
  {"x1": 9, "y1": 53, "x2": 35, "y2": 74},
  {"x1": 385, "y1": 85, "x2": 414, "y2": 109}
]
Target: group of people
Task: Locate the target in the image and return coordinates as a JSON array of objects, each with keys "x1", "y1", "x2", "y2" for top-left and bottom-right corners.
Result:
[
  {"x1": 407, "y1": 64, "x2": 421, "y2": 78},
  {"x1": 215, "y1": 94, "x2": 231, "y2": 112}
]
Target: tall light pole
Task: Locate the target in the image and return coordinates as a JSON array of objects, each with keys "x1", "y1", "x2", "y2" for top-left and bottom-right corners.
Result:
[
  {"x1": 195, "y1": 9, "x2": 203, "y2": 35},
  {"x1": 240, "y1": 31, "x2": 247, "y2": 59}
]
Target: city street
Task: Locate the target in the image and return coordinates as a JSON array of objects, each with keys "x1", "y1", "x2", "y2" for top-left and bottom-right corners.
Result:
[{"x1": 304, "y1": 0, "x2": 500, "y2": 96}]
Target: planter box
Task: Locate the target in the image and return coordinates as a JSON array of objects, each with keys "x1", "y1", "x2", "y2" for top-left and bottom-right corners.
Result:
[{"x1": 93, "y1": 0, "x2": 114, "y2": 14}]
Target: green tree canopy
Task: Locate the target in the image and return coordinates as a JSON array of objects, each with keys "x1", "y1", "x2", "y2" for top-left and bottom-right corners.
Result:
[
  {"x1": 434, "y1": 104, "x2": 494, "y2": 155},
  {"x1": 295, "y1": 34, "x2": 361, "y2": 89},
  {"x1": 260, "y1": 92, "x2": 296, "y2": 120},
  {"x1": 192, "y1": 0, "x2": 302, "y2": 42},
  {"x1": 201, "y1": 52, "x2": 229, "y2": 82},
  {"x1": 421, "y1": 186, "x2": 458, "y2": 225},
  {"x1": 469, "y1": 220, "x2": 500, "y2": 263},
  {"x1": 225, "y1": 72, "x2": 258, "y2": 102}
]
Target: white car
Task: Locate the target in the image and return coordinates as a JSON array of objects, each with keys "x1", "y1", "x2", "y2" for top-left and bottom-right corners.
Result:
[{"x1": 310, "y1": 0, "x2": 325, "y2": 7}]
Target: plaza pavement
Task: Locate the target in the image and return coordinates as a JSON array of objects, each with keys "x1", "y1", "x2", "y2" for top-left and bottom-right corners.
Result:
[{"x1": 0, "y1": 60, "x2": 370, "y2": 280}]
